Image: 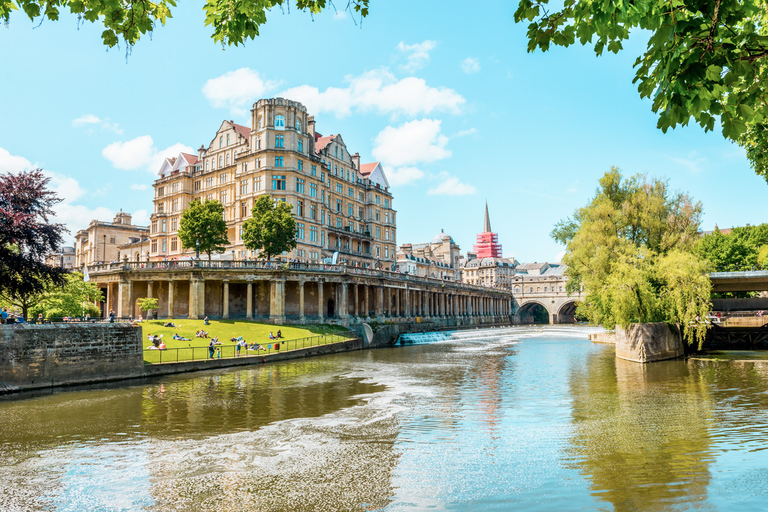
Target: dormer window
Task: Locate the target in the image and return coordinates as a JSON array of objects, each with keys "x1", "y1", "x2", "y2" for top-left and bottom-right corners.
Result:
[{"x1": 275, "y1": 115, "x2": 285, "y2": 130}]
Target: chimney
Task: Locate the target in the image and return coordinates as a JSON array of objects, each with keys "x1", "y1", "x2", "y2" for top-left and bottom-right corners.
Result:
[
  {"x1": 307, "y1": 116, "x2": 316, "y2": 138},
  {"x1": 352, "y1": 152, "x2": 361, "y2": 171},
  {"x1": 198, "y1": 144, "x2": 206, "y2": 161}
]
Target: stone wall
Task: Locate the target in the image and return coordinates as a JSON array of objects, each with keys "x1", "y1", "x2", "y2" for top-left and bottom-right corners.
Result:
[
  {"x1": 615, "y1": 323, "x2": 684, "y2": 363},
  {"x1": 0, "y1": 324, "x2": 143, "y2": 393}
]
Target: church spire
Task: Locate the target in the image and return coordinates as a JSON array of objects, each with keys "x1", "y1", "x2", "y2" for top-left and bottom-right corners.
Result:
[{"x1": 483, "y1": 201, "x2": 492, "y2": 233}]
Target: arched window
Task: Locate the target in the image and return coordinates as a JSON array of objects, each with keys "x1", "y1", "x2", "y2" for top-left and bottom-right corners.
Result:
[
  {"x1": 514, "y1": 286, "x2": 520, "y2": 294},
  {"x1": 226, "y1": 154, "x2": 230, "y2": 165},
  {"x1": 275, "y1": 115, "x2": 285, "y2": 129}
]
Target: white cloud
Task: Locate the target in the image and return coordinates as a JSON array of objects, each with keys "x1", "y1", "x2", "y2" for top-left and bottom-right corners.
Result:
[
  {"x1": 202, "y1": 68, "x2": 279, "y2": 116},
  {"x1": 0, "y1": 147, "x2": 33, "y2": 172},
  {"x1": 669, "y1": 151, "x2": 706, "y2": 174},
  {"x1": 130, "y1": 184, "x2": 149, "y2": 191},
  {"x1": 454, "y1": 127, "x2": 478, "y2": 137},
  {"x1": 102, "y1": 136, "x2": 193, "y2": 174},
  {"x1": 461, "y1": 57, "x2": 481, "y2": 74},
  {"x1": 373, "y1": 119, "x2": 451, "y2": 167},
  {"x1": 333, "y1": 10, "x2": 347, "y2": 20},
  {"x1": 387, "y1": 166, "x2": 426, "y2": 187},
  {"x1": 280, "y1": 68, "x2": 465, "y2": 118},
  {"x1": 72, "y1": 114, "x2": 122, "y2": 134},
  {"x1": 46, "y1": 171, "x2": 86, "y2": 203},
  {"x1": 427, "y1": 174, "x2": 477, "y2": 196},
  {"x1": 398, "y1": 40, "x2": 437, "y2": 72},
  {"x1": 132, "y1": 209, "x2": 150, "y2": 227},
  {"x1": 555, "y1": 250, "x2": 566, "y2": 263}
]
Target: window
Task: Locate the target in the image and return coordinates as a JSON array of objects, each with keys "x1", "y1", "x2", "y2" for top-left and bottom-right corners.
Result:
[
  {"x1": 336, "y1": 217, "x2": 343, "y2": 228},
  {"x1": 297, "y1": 200, "x2": 304, "y2": 217},
  {"x1": 172, "y1": 199, "x2": 179, "y2": 212},
  {"x1": 335, "y1": 146, "x2": 338, "y2": 158},
  {"x1": 226, "y1": 134, "x2": 230, "y2": 146},
  {"x1": 384, "y1": 199, "x2": 390, "y2": 208},
  {"x1": 220, "y1": 173, "x2": 228, "y2": 184},
  {"x1": 310, "y1": 226, "x2": 318, "y2": 242},
  {"x1": 220, "y1": 191, "x2": 228, "y2": 204},
  {"x1": 376, "y1": 227, "x2": 381, "y2": 239},
  {"x1": 225, "y1": 153, "x2": 230, "y2": 165},
  {"x1": 296, "y1": 178, "x2": 305, "y2": 193},
  {"x1": 172, "y1": 182, "x2": 179, "y2": 193},
  {"x1": 296, "y1": 119, "x2": 302, "y2": 132},
  {"x1": 298, "y1": 139, "x2": 304, "y2": 152},
  {"x1": 336, "y1": 199, "x2": 342, "y2": 212},
  {"x1": 171, "y1": 237, "x2": 178, "y2": 252},
  {"x1": 336, "y1": 183, "x2": 343, "y2": 194},
  {"x1": 206, "y1": 160, "x2": 209, "y2": 171},
  {"x1": 151, "y1": 222, "x2": 157, "y2": 233},
  {"x1": 275, "y1": 115, "x2": 285, "y2": 129},
  {"x1": 219, "y1": 136, "x2": 223, "y2": 148},
  {"x1": 375, "y1": 211, "x2": 380, "y2": 221},
  {"x1": 194, "y1": 180, "x2": 201, "y2": 191},
  {"x1": 275, "y1": 135, "x2": 284, "y2": 148},
  {"x1": 340, "y1": 149, "x2": 344, "y2": 159},
  {"x1": 206, "y1": 177, "x2": 214, "y2": 188},
  {"x1": 347, "y1": 186, "x2": 353, "y2": 197},
  {"x1": 161, "y1": 219, "x2": 167, "y2": 233},
  {"x1": 254, "y1": 177, "x2": 262, "y2": 191},
  {"x1": 347, "y1": 203, "x2": 353, "y2": 216},
  {"x1": 298, "y1": 160, "x2": 303, "y2": 172},
  {"x1": 158, "y1": 186, "x2": 165, "y2": 197},
  {"x1": 241, "y1": 201, "x2": 248, "y2": 218},
  {"x1": 151, "y1": 240, "x2": 157, "y2": 253},
  {"x1": 309, "y1": 183, "x2": 317, "y2": 198},
  {"x1": 275, "y1": 156, "x2": 284, "y2": 167},
  {"x1": 272, "y1": 175, "x2": 286, "y2": 190},
  {"x1": 296, "y1": 223, "x2": 305, "y2": 239},
  {"x1": 358, "y1": 207, "x2": 364, "y2": 218},
  {"x1": 109, "y1": 237, "x2": 116, "y2": 244},
  {"x1": 310, "y1": 203, "x2": 316, "y2": 220},
  {"x1": 171, "y1": 218, "x2": 178, "y2": 231},
  {"x1": 258, "y1": 116, "x2": 263, "y2": 129},
  {"x1": 162, "y1": 238, "x2": 167, "y2": 253},
  {"x1": 218, "y1": 156, "x2": 222, "y2": 167},
  {"x1": 385, "y1": 228, "x2": 389, "y2": 241},
  {"x1": 240, "y1": 180, "x2": 248, "y2": 195},
  {"x1": 346, "y1": 170, "x2": 350, "y2": 181},
  {"x1": 243, "y1": 162, "x2": 248, "y2": 173},
  {"x1": 311, "y1": 164, "x2": 316, "y2": 176},
  {"x1": 334, "y1": 165, "x2": 338, "y2": 175},
  {"x1": 375, "y1": 195, "x2": 380, "y2": 205},
  {"x1": 358, "y1": 192, "x2": 364, "y2": 201}
]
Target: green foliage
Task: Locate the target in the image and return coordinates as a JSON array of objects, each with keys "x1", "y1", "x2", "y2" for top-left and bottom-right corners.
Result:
[
  {"x1": 1, "y1": 0, "x2": 369, "y2": 48},
  {"x1": 177, "y1": 199, "x2": 229, "y2": 261},
  {"x1": 553, "y1": 167, "x2": 711, "y2": 346},
  {"x1": 137, "y1": 297, "x2": 159, "y2": 313},
  {"x1": 514, "y1": 0, "x2": 768, "y2": 181},
  {"x1": 29, "y1": 272, "x2": 102, "y2": 319},
  {"x1": 696, "y1": 223, "x2": 768, "y2": 271},
  {"x1": 241, "y1": 194, "x2": 297, "y2": 260}
]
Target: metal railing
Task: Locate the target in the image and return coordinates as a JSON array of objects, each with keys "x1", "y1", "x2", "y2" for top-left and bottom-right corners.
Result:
[{"x1": 143, "y1": 333, "x2": 351, "y2": 364}]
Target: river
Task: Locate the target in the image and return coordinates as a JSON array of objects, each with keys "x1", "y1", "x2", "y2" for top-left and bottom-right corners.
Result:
[{"x1": 2, "y1": 326, "x2": 768, "y2": 511}]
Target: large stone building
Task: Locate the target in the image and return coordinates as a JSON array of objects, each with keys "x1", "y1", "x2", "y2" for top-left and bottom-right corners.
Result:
[
  {"x1": 396, "y1": 230, "x2": 462, "y2": 280},
  {"x1": 74, "y1": 211, "x2": 149, "y2": 267},
  {"x1": 44, "y1": 246, "x2": 76, "y2": 269},
  {"x1": 148, "y1": 98, "x2": 397, "y2": 268}
]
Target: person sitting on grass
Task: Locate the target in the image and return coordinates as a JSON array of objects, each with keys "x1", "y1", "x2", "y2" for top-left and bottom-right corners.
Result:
[
  {"x1": 164, "y1": 321, "x2": 175, "y2": 328},
  {"x1": 158, "y1": 341, "x2": 166, "y2": 350},
  {"x1": 204, "y1": 316, "x2": 210, "y2": 325},
  {"x1": 276, "y1": 330, "x2": 283, "y2": 339},
  {"x1": 269, "y1": 332, "x2": 275, "y2": 340}
]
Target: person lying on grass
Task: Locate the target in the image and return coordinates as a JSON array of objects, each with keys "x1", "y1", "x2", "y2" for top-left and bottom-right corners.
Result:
[{"x1": 172, "y1": 333, "x2": 191, "y2": 341}]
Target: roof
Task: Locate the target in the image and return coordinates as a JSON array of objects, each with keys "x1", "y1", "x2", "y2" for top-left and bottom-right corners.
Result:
[
  {"x1": 360, "y1": 162, "x2": 380, "y2": 176},
  {"x1": 232, "y1": 123, "x2": 250, "y2": 140},
  {"x1": 180, "y1": 153, "x2": 199, "y2": 165},
  {"x1": 315, "y1": 134, "x2": 336, "y2": 153}
]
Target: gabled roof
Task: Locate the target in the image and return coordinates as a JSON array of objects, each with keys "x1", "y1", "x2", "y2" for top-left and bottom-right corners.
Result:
[
  {"x1": 315, "y1": 134, "x2": 336, "y2": 153},
  {"x1": 180, "y1": 153, "x2": 199, "y2": 166},
  {"x1": 232, "y1": 123, "x2": 250, "y2": 140},
  {"x1": 359, "y1": 162, "x2": 379, "y2": 176}
]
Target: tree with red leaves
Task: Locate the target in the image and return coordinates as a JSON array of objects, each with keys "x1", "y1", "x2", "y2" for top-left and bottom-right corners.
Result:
[{"x1": 0, "y1": 169, "x2": 67, "y2": 318}]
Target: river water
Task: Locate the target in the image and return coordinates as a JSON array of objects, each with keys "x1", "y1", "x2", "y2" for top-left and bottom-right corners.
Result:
[{"x1": 2, "y1": 326, "x2": 768, "y2": 511}]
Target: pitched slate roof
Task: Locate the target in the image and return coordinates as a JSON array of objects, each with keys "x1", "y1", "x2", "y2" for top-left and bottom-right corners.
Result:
[
  {"x1": 232, "y1": 123, "x2": 250, "y2": 140},
  {"x1": 359, "y1": 162, "x2": 379, "y2": 176},
  {"x1": 314, "y1": 134, "x2": 336, "y2": 153}
]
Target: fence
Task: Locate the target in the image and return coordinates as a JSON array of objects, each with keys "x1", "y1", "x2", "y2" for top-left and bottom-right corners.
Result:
[{"x1": 143, "y1": 333, "x2": 350, "y2": 364}]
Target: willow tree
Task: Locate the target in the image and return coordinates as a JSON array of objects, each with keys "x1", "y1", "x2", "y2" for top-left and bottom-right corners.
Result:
[{"x1": 552, "y1": 168, "x2": 712, "y2": 347}]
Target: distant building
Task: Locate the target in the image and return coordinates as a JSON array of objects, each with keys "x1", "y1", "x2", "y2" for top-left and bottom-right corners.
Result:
[
  {"x1": 473, "y1": 202, "x2": 502, "y2": 258},
  {"x1": 397, "y1": 230, "x2": 461, "y2": 280},
  {"x1": 74, "y1": 211, "x2": 149, "y2": 266},
  {"x1": 45, "y1": 246, "x2": 76, "y2": 269}
]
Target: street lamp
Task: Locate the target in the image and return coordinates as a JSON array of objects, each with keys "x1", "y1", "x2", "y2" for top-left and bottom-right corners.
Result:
[
  {"x1": 102, "y1": 234, "x2": 106, "y2": 264},
  {"x1": 195, "y1": 238, "x2": 200, "y2": 259}
]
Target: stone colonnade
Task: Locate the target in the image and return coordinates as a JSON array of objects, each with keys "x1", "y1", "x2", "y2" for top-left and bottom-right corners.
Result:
[{"x1": 99, "y1": 270, "x2": 514, "y2": 326}]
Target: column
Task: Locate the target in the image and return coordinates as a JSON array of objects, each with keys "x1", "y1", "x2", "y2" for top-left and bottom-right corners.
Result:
[
  {"x1": 340, "y1": 282, "x2": 349, "y2": 319},
  {"x1": 270, "y1": 279, "x2": 286, "y2": 323},
  {"x1": 222, "y1": 280, "x2": 230, "y2": 319},
  {"x1": 318, "y1": 280, "x2": 325, "y2": 322},
  {"x1": 354, "y1": 284, "x2": 359, "y2": 317},
  {"x1": 395, "y1": 288, "x2": 400, "y2": 318},
  {"x1": 147, "y1": 281, "x2": 154, "y2": 299},
  {"x1": 188, "y1": 279, "x2": 198, "y2": 319},
  {"x1": 117, "y1": 280, "x2": 127, "y2": 318},
  {"x1": 298, "y1": 281, "x2": 305, "y2": 322},
  {"x1": 376, "y1": 287, "x2": 383, "y2": 317},
  {"x1": 364, "y1": 285, "x2": 369, "y2": 318},
  {"x1": 440, "y1": 293, "x2": 446, "y2": 317},
  {"x1": 246, "y1": 280, "x2": 253, "y2": 320},
  {"x1": 168, "y1": 280, "x2": 174, "y2": 318},
  {"x1": 405, "y1": 286, "x2": 410, "y2": 318},
  {"x1": 198, "y1": 278, "x2": 206, "y2": 319}
]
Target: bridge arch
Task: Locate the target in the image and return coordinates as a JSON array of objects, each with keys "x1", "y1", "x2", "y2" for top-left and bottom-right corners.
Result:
[
  {"x1": 556, "y1": 300, "x2": 579, "y2": 324},
  {"x1": 517, "y1": 300, "x2": 550, "y2": 324}
]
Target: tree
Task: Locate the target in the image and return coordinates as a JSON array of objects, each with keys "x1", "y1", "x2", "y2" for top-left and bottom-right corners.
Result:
[
  {"x1": 696, "y1": 223, "x2": 768, "y2": 271},
  {"x1": 177, "y1": 199, "x2": 229, "y2": 261},
  {"x1": 514, "y1": 0, "x2": 768, "y2": 181},
  {"x1": 552, "y1": 167, "x2": 711, "y2": 347},
  {"x1": 1, "y1": 0, "x2": 370, "y2": 48},
  {"x1": 0, "y1": 169, "x2": 67, "y2": 316},
  {"x1": 242, "y1": 194, "x2": 297, "y2": 261},
  {"x1": 137, "y1": 297, "x2": 159, "y2": 318},
  {"x1": 28, "y1": 272, "x2": 103, "y2": 320}
]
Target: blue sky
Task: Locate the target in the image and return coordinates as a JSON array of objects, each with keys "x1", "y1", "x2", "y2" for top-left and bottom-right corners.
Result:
[{"x1": 1, "y1": 1, "x2": 766, "y2": 262}]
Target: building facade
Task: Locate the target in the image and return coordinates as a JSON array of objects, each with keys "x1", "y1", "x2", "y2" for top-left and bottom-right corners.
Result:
[
  {"x1": 397, "y1": 230, "x2": 462, "y2": 280},
  {"x1": 148, "y1": 98, "x2": 397, "y2": 268},
  {"x1": 45, "y1": 246, "x2": 76, "y2": 269},
  {"x1": 74, "y1": 212, "x2": 149, "y2": 267}
]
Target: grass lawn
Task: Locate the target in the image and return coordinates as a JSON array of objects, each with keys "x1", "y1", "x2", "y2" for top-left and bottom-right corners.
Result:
[{"x1": 140, "y1": 319, "x2": 354, "y2": 364}]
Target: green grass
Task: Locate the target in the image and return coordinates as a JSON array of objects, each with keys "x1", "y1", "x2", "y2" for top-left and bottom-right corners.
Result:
[{"x1": 140, "y1": 319, "x2": 353, "y2": 364}]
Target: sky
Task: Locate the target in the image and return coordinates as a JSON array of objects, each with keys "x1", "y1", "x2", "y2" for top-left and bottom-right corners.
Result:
[{"x1": 1, "y1": 1, "x2": 767, "y2": 263}]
